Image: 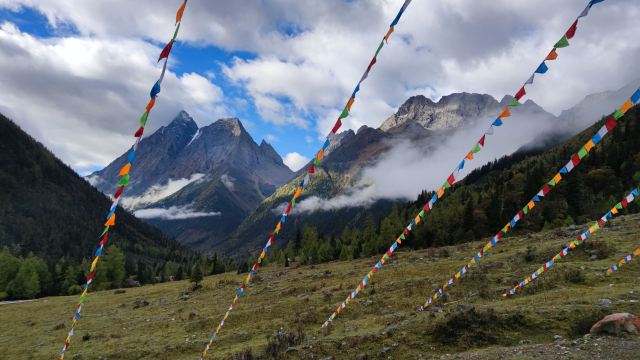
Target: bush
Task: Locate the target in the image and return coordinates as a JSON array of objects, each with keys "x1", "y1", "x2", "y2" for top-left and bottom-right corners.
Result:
[
  {"x1": 0, "y1": 291, "x2": 8, "y2": 301},
  {"x1": 67, "y1": 285, "x2": 82, "y2": 295},
  {"x1": 563, "y1": 268, "x2": 586, "y2": 284},
  {"x1": 264, "y1": 327, "x2": 305, "y2": 358}
]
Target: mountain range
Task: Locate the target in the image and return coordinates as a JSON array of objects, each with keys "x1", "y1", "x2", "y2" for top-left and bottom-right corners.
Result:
[{"x1": 89, "y1": 83, "x2": 638, "y2": 256}]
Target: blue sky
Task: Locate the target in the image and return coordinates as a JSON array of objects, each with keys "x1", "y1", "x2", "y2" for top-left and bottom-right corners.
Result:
[{"x1": 0, "y1": 0, "x2": 638, "y2": 176}]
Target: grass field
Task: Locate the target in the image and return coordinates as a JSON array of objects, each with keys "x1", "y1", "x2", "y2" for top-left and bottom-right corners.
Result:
[{"x1": 1, "y1": 215, "x2": 639, "y2": 359}]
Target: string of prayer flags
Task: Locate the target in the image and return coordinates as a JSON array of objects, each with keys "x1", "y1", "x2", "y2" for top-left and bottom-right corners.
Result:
[
  {"x1": 58, "y1": 2, "x2": 188, "y2": 359},
  {"x1": 420, "y1": 87, "x2": 639, "y2": 311},
  {"x1": 505, "y1": 186, "x2": 639, "y2": 296},
  {"x1": 322, "y1": 0, "x2": 606, "y2": 327},
  {"x1": 607, "y1": 248, "x2": 640, "y2": 275},
  {"x1": 200, "y1": 1, "x2": 414, "y2": 357}
]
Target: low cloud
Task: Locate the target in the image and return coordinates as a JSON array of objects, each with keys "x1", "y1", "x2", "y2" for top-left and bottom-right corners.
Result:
[
  {"x1": 134, "y1": 205, "x2": 221, "y2": 220},
  {"x1": 283, "y1": 152, "x2": 310, "y2": 171},
  {"x1": 121, "y1": 173, "x2": 206, "y2": 210},
  {"x1": 220, "y1": 173, "x2": 235, "y2": 190}
]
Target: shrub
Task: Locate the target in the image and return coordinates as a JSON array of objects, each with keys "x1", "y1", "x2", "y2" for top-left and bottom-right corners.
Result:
[{"x1": 563, "y1": 268, "x2": 585, "y2": 284}]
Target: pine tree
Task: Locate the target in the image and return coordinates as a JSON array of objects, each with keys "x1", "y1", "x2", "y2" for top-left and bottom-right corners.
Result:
[
  {"x1": 190, "y1": 264, "x2": 203, "y2": 288},
  {"x1": 106, "y1": 245, "x2": 126, "y2": 288}
]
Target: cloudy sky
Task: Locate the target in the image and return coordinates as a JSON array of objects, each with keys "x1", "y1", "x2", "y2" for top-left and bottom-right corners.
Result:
[{"x1": 0, "y1": 0, "x2": 639, "y2": 175}]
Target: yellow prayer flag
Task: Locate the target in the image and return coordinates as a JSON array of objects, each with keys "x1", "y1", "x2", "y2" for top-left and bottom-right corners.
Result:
[
  {"x1": 621, "y1": 99, "x2": 633, "y2": 114},
  {"x1": 528, "y1": 200, "x2": 535, "y2": 210},
  {"x1": 317, "y1": 150, "x2": 324, "y2": 161},
  {"x1": 415, "y1": 215, "x2": 421, "y2": 224},
  {"x1": 499, "y1": 107, "x2": 511, "y2": 118},
  {"x1": 294, "y1": 187, "x2": 302, "y2": 199},
  {"x1": 275, "y1": 222, "x2": 281, "y2": 232},
  {"x1": 553, "y1": 173, "x2": 562, "y2": 184},
  {"x1": 437, "y1": 188, "x2": 445, "y2": 198}
]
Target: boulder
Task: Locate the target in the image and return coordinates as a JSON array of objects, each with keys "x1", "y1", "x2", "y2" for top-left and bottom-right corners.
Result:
[{"x1": 590, "y1": 313, "x2": 640, "y2": 335}]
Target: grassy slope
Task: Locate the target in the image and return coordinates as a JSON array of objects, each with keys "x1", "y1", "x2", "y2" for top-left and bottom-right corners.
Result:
[{"x1": 2, "y1": 215, "x2": 640, "y2": 359}]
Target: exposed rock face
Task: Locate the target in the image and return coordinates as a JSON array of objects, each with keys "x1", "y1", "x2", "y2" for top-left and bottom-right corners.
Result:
[
  {"x1": 590, "y1": 313, "x2": 640, "y2": 335},
  {"x1": 89, "y1": 111, "x2": 294, "y2": 250},
  {"x1": 379, "y1": 93, "x2": 501, "y2": 132}
]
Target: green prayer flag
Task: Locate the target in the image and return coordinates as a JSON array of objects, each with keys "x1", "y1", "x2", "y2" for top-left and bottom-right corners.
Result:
[
  {"x1": 117, "y1": 174, "x2": 130, "y2": 186},
  {"x1": 172, "y1": 23, "x2": 181, "y2": 40},
  {"x1": 548, "y1": 179, "x2": 556, "y2": 187},
  {"x1": 593, "y1": 223, "x2": 600, "y2": 230},
  {"x1": 577, "y1": 147, "x2": 588, "y2": 159},
  {"x1": 139, "y1": 112, "x2": 149, "y2": 127},
  {"x1": 554, "y1": 35, "x2": 569, "y2": 48},
  {"x1": 509, "y1": 98, "x2": 520, "y2": 107},
  {"x1": 339, "y1": 108, "x2": 349, "y2": 119},
  {"x1": 443, "y1": 181, "x2": 451, "y2": 189},
  {"x1": 614, "y1": 109, "x2": 624, "y2": 120},
  {"x1": 291, "y1": 198, "x2": 296, "y2": 206},
  {"x1": 100, "y1": 226, "x2": 109, "y2": 237},
  {"x1": 419, "y1": 210, "x2": 425, "y2": 218},
  {"x1": 523, "y1": 206, "x2": 529, "y2": 215},
  {"x1": 615, "y1": 203, "x2": 623, "y2": 210},
  {"x1": 375, "y1": 41, "x2": 384, "y2": 56},
  {"x1": 314, "y1": 157, "x2": 320, "y2": 166},
  {"x1": 471, "y1": 143, "x2": 482, "y2": 153},
  {"x1": 400, "y1": 234, "x2": 406, "y2": 240}
]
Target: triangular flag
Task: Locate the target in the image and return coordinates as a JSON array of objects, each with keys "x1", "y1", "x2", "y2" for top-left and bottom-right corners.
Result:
[
  {"x1": 176, "y1": 0, "x2": 187, "y2": 24},
  {"x1": 515, "y1": 86, "x2": 526, "y2": 100},
  {"x1": 331, "y1": 119, "x2": 342, "y2": 133},
  {"x1": 566, "y1": 20, "x2": 578, "y2": 39},
  {"x1": 478, "y1": 135, "x2": 486, "y2": 146},
  {"x1": 509, "y1": 98, "x2": 519, "y2": 107},
  {"x1": 118, "y1": 163, "x2": 131, "y2": 176},
  {"x1": 486, "y1": 126, "x2": 494, "y2": 135},
  {"x1": 499, "y1": 107, "x2": 511, "y2": 118},
  {"x1": 525, "y1": 74, "x2": 535, "y2": 85},
  {"x1": 546, "y1": 48, "x2": 558, "y2": 61},
  {"x1": 105, "y1": 213, "x2": 116, "y2": 227},
  {"x1": 535, "y1": 62, "x2": 549, "y2": 74},
  {"x1": 554, "y1": 35, "x2": 570, "y2": 48},
  {"x1": 158, "y1": 40, "x2": 174, "y2": 62}
]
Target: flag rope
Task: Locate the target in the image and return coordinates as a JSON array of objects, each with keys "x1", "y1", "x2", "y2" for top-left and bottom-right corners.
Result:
[
  {"x1": 421, "y1": 87, "x2": 640, "y2": 309},
  {"x1": 199, "y1": 1, "x2": 414, "y2": 357},
  {"x1": 504, "y1": 185, "x2": 639, "y2": 296},
  {"x1": 607, "y1": 248, "x2": 640, "y2": 274},
  {"x1": 58, "y1": 1, "x2": 188, "y2": 358},
  {"x1": 322, "y1": 0, "x2": 607, "y2": 327}
]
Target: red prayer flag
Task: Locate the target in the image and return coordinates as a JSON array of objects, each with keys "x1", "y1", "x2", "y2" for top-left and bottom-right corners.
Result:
[
  {"x1": 515, "y1": 86, "x2": 526, "y2": 100},
  {"x1": 331, "y1": 119, "x2": 342, "y2": 133},
  {"x1": 285, "y1": 202, "x2": 292, "y2": 215},
  {"x1": 518, "y1": 210, "x2": 524, "y2": 219},
  {"x1": 566, "y1": 20, "x2": 578, "y2": 39},
  {"x1": 134, "y1": 126, "x2": 144, "y2": 138},
  {"x1": 158, "y1": 40, "x2": 174, "y2": 62},
  {"x1": 542, "y1": 184, "x2": 550, "y2": 195},
  {"x1": 99, "y1": 234, "x2": 108, "y2": 247},
  {"x1": 622, "y1": 198, "x2": 628, "y2": 207},
  {"x1": 308, "y1": 165, "x2": 315, "y2": 174},
  {"x1": 447, "y1": 173, "x2": 455, "y2": 185},
  {"x1": 114, "y1": 185, "x2": 124, "y2": 199},
  {"x1": 605, "y1": 116, "x2": 617, "y2": 131},
  {"x1": 403, "y1": 229, "x2": 409, "y2": 235},
  {"x1": 366, "y1": 57, "x2": 377, "y2": 73},
  {"x1": 478, "y1": 135, "x2": 486, "y2": 146},
  {"x1": 571, "y1": 153, "x2": 580, "y2": 166},
  {"x1": 87, "y1": 269, "x2": 97, "y2": 282}
]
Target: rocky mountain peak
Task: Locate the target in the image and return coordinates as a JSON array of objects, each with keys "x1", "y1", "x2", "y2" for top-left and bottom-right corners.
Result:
[
  {"x1": 213, "y1": 117, "x2": 245, "y2": 137},
  {"x1": 167, "y1": 110, "x2": 198, "y2": 132}
]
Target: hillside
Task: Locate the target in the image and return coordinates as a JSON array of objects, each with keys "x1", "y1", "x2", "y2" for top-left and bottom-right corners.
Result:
[
  {"x1": 0, "y1": 113, "x2": 199, "y2": 296},
  {"x1": 1, "y1": 214, "x2": 639, "y2": 359},
  {"x1": 221, "y1": 101, "x2": 640, "y2": 260}
]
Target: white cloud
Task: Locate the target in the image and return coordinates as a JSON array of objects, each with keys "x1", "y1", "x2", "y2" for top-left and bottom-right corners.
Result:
[
  {"x1": 264, "y1": 133, "x2": 279, "y2": 142},
  {"x1": 121, "y1": 173, "x2": 206, "y2": 210},
  {"x1": 283, "y1": 152, "x2": 310, "y2": 171},
  {"x1": 134, "y1": 205, "x2": 221, "y2": 220},
  {"x1": 220, "y1": 173, "x2": 235, "y2": 190},
  {"x1": 0, "y1": 21, "x2": 225, "y2": 172}
]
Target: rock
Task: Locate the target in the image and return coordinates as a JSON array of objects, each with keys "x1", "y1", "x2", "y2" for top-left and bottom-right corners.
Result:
[
  {"x1": 133, "y1": 299, "x2": 150, "y2": 309},
  {"x1": 180, "y1": 293, "x2": 190, "y2": 301},
  {"x1": 113, "y1": 289, "x2": 126, "y2": 294},
  {"x1": 598, "y1": 298, "x2": 612, "y2": 308},
  {"x1": 364, "y1": 299, "x2": 373, "y2": 306},
  {"x1": 356, "y1": 355, "x2": 368, "y2": 360},
  {"x1": 286, "y1": 347, "x2": 298, "y2": 353},
  {"x1": 188, "y1": 312, "x2": 197, "y2": 320},
  {"x1": 554, "y1": 335, "x2": 563, "y2": 341},
  {"x1": 124, "y1": 278, "x2": 141, "y2": 287},
  {"x1": 590, "y1": 313, "x2": 640, "y2": 335},
  {"x1": 53, "y1": 323, "x2": 65, "y2": 330}
]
